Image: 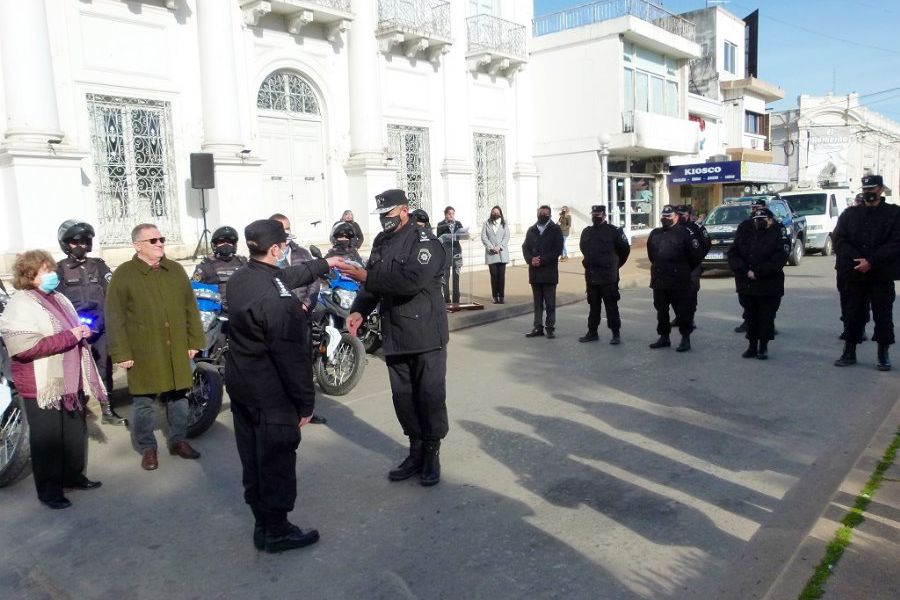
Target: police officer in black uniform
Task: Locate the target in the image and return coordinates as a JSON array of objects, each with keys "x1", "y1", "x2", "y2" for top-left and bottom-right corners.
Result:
[
  {"x1": 191, "y1": 226, "x2": 247, "y2": 306},
  {"x1": 674, "y1": 205, "x2": 710, "y2": 330},
  {"x1": 326, "y1": 221, "x2": 363, "y2": 264},
  {"x1": 647, "y1": 205, "x2": 703, "y2": 352},
  {"x1": 833, "y1": 174, "x2": 900, "y2": 370},
  {"x1": 55, "y1": 220, "x2": 126, "y2": 425},
  {"x1": 578, "y1": 204, "x2": 630, "y2": 345},
  {"x1": 340, "y1": 189, "x2": 449, "y2": 487},
  {"x1": 411, "y1": 208, "x2": 432, "y2": 231},
  {"x1": 225, "y1": 219, "x2": 344, "y2": 553},
  {"x1": 734, "y1": 199, "x2": 787, "y2": 334}
]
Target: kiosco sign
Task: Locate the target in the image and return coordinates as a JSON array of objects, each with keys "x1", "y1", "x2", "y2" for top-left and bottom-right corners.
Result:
[{"x1": 669, "y1": 161, "x2": 741, "y2": 184}]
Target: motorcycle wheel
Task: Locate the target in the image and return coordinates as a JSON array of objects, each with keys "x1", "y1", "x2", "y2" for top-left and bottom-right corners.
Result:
[
  {"x1": 0, "y1": 389, "x2": 31, "y2": 487},
  {"x1": 359, "y1": 324, "x2": 382, "y2": 354},
  {"x1": 314, "y1": 332, "x2": 366, "y2": 396},
  {"x1": 186, "y1": 362, "x2": 224, "y2": 439}
]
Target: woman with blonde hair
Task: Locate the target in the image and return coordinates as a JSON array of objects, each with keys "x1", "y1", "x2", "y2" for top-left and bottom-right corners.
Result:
[{"x1": 0, "y1": 250, "x2": 105, "y2": 509}]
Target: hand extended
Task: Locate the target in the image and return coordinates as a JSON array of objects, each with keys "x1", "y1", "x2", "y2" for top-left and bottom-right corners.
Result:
[
  {"x1": 188, "y1": 349, "x2": 199, "y2": 360},
  {"x1": 336, "y1": 261, "x2": 367, "y2": 282},
  {"x1": 530, "y1": 257, "x2": 541, "y2": 267},
  {"x1": 69, "y1": 325, "x2": 92, "y2": 341},
  {"x1": 854, "y1": 258, "x2": 872, "y2": 273},
  {"x1": 299, "y1": 415, "x2": 312, "y2": 428},
  {"x1": 347, "y1": 312, "x2": 364, "y2": 337},
  {"x1": 325, "y1": 256, "x2": 345, "y2": 269},
  {"x1": 747, "y1": 270, "x2": 756, "y2": 280}
]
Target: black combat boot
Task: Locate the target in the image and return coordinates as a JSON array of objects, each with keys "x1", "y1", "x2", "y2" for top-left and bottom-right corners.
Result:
[
  {"x1": 877, "y1": 344, "x2": 892, "y2": 371},
  {"x1": 757, "y1": 340, "x2": 769, "y2": 360},
  {"x1": 264, "y1": 524, "x2": 320, "y2": 553},
  {"x1": 420, "y1": 440, "x2": 441, "y2": 487},
  {"x1": 734, "y1": 320, "x2": 748, "y2": 333},
  {"x1": 388, "y1": 439, "x2": 423, "y2": 481},
  {"x1": 610, "y1": 330, "x2": 621, "y2": 345},
  {"x1": 742, "y1": 339, "x2": 758, "y2": 358},
  {"x1": 525, "y1": 327, "x2": 544, "y2": 338},
  {"x1": 101, "y1": 402, "x2": 127, "y2": 426},
  {"x1": 834, "y1": 342, "x2": 857, "y2": 367},
  {"x1": 649, "y1": 335, "x2": 671, "y2": 349},
  {"x1": 578, "y1": 330, "x2": 599, "y2": 343},
  {"x1": 676, "y1": 336, "x2": 691, "y2": 353},
  {"x1": 545, "y1": 327, "x2": 556, "y2": 339}
]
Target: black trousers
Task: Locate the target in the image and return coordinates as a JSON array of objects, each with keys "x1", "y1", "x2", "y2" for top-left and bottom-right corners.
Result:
[
  {"x1": 90, "y1": 331, "x2": 113, "y2": 392},
  {"x1": 531, "y1": 283, "x2": 557, "y2": 329},
  {"x1": 443, "y1": 255, "x2": 462, "y2": 304},
  {"x1": 837, "y1": 270, "x2": 870, "y2": 330},
  {"x1": 232, "y1": 402, "x2": 301, "y2": 532},
  {"x1": 386, "y1": 347, "x2": 448, "y2": 441},
  {"x1": 845, "y1": 278, "x2": 895, "y2": 345},
  {"x1": 488, "y1": 263, "x2": 506, "y2": 300},
  {"x1": 653, "y1": 289, "x2": 694, "y2": 337},
  {"x1": 690, "y1": 267, "x2": 702, "y2": 318},
  {"x1": 738, "y1": 294, "x2": 780, "y2": 342},
  {"x1": 23, "y1": 399, "x2": 87, "y2": 502},
  {"x1": 587, "y1": 284, "x2": 621, "y2": 332}
]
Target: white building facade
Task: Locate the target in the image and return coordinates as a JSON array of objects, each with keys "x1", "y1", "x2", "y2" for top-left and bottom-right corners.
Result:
[
  {"x1": 0, "y1": 0, "x2": 538, "y2": 270},
  {"x1": 771, "y1": 93, "x2": 900, "y2": 199},
  {"x1": 530, "y1": 0, "x2": 700, "y2": 239}
]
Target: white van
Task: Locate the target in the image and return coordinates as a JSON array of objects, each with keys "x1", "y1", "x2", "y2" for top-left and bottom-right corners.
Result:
[{"x1": 777, "y1": 188, "x2": 850, "y2": 256}]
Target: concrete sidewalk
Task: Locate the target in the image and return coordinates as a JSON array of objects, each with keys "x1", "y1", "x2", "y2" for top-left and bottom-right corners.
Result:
[
  {"x1": 448, "y1": 239, "x2": 652, "y2": 331},
  {"x1": 764, "y1": 397, "x2": 900, "y2": 600}
]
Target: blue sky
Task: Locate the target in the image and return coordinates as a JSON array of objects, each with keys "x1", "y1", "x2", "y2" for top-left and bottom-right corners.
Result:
[{"x1": 533, "y1": 0, "x2": 900, "y2": 122}]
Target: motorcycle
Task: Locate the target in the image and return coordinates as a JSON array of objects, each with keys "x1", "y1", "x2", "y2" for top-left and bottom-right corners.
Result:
[
  {"x1": 186, "y1": 282, "x2": 226, "y2": 438},
  {"x1": 309, "y1": 247, "x2": 367, "y2": 396},
  {"x1": 0, "y1": 287, "x2": 31, "y2": 487},
  {"x1": 359, "y1": 309, "x2": 382, "y2": 354}
]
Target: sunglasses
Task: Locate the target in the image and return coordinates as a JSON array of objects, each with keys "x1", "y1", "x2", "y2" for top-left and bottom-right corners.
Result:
[{"x1": 138, "y1": 237, "x2": 166, "y2": 245}]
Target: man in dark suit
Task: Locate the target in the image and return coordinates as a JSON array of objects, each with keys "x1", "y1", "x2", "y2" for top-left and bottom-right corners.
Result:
[{"x1": 522, "y1": 205, "x2": 565, "y2": 339}]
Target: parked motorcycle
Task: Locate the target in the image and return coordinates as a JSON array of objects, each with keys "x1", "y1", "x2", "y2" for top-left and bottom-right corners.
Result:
[
  {"x1": 0, "y1": 287, "x2": 31, "y2": 487},
  {"x1": 309, "y1": 247, "x2": 366, "y2": 396},
  {"x1": 186, "y1": 282, "x2": 226, "y2": 438}
]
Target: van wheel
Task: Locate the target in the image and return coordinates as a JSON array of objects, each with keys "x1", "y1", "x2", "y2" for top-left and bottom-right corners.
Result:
[
  {"x1": 821, "y1": 235, "x2": 833, "y2": 256},
  {"x1": 788, "y1": 239, "x2": 804, "y2": 266}
]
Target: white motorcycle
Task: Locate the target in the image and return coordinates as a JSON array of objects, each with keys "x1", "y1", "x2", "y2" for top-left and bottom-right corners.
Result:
[{"x1": 0, "y1": 287, "x2": 30, "y2": 487}]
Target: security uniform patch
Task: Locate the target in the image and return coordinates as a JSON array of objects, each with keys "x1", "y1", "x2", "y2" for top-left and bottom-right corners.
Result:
[
  {"x1": 273, "y1": 277, "x2": 292, "y2": 297},
  {"x1": 692, "y1": 239, "x2": 700, "y2": 249},
  {"x1": 419, "y1": 230, "x2": 430, "y2": 242},
  {"x1": 417, "y1": 248, "x2": 432, "y2": 265}
]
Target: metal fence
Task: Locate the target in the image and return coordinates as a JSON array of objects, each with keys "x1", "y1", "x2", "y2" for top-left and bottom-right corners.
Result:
[
  {"x1": 377, "y1": 0, "x2": 451, "y2": 40},
  {"x1": 310, "y1": 0, "x2": 352, "y2": 11},
  {"x1": 466, "y1": 14, "x2": 526, "y2": 59},
  {"x1": 533, "y1": 0, "x2": 695, "y2": 42}
]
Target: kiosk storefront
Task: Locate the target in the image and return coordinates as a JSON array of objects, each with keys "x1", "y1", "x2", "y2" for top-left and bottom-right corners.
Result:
[{"x1": 668, "y1": 160, "x2": 789, "y2": 217}]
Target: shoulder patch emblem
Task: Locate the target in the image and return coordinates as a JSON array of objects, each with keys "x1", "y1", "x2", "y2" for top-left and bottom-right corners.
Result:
[
  {"x1": 191, "y1": 271, "x2": 202, "y2": 281},
  {"x1": 104, "y1": 272, "x2": 113, "y2": 283},
  {"x1": 419, "y1": 230, "x2": 430, "y2": 242},
  {"x1": 273, "y1": 277, "x2": 292, "y2": 298},
  {"x1": 692, "y1": 239, "x2": 700, "y2": 249},
  {"x1": 417, "y1": 248, "x2": 432, "y2": 265}
]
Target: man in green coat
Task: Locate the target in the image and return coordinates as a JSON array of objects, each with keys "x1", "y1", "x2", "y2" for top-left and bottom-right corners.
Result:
[{"x1": 106, "y1": 223, "x2": 206, "y2": 471}]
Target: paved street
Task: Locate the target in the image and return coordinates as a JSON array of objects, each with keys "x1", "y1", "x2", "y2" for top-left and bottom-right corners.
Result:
[{"x1": 2, "y1": 255, "x2": 899, "y2": 600}]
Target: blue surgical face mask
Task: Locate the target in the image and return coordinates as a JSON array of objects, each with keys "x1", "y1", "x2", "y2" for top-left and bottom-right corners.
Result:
[
  {"x1": 276, "y1": 248, "x2": 288, "y2": 269},
  {"x1": 39, "y1": 272, "x2": 60, "y2": 293}
]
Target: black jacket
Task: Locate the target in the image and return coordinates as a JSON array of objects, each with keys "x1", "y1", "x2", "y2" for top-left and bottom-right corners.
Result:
[
  {"x1": 285, "y1": 241, "x2": 321, "y2": 309},
  {"x1": 834, "y1": 201, "x2": 900, "y2": 281},
  {"x1": 522, "y1": 221, "x2": 564, "y2": 285},
  {"x1": 56, "y1": 256, "x2": 112, "y2": 331},
  {"x1": 350, "y1": 222, "x2": 448, "y2": 356},
  {"x1": 191, "y1": 254, "x2": 248, "y2": 306},
  {"x1": 331, "y1": 220, "x2": 364, "y2": 249},
  {"x1": 647, "y1": 225, "x2": 702, "y2": 290},
  {"x1": 727, "y1": 224, "x2": 788, "y2": 296},
  {"x1": 436, "y1": 219, "x2": 465, "y2": 256},
  {"x1": 224, "y1": 258, "x2": 328, "y2": 422},
  {"x1": 579, "y1": 223, "x2": 630, "y2": 286}
]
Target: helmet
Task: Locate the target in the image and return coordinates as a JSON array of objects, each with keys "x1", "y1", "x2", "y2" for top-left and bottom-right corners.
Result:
[
  {"x1": 411, "y1": 208, "x2": 430, "y2": 226},
  {"x1": 57, "y1": 220, "x2": 95, "y2": 254},
  {"x1": 330, "y1": 222, "x2": 357, "y2": 244},
  {"x1": 211, "y1": 226, "x2": 239, "y2": 245}
]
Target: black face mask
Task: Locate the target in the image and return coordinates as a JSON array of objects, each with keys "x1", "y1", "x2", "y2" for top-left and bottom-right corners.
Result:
[
  {"x1": 864, "y1": 191, "x2": 878, "y2": 204},
  {"x1": 215, "y1": 243, "x2": 235, "y2": 258},
  {"x1": 661, "y1": 218, "x2": 674, "y2": 229},
  {"x1": 592, "y1": 216, "x2": 605, "y2": 225},
  {"x1": 380, "y1": 214, "x2": 401, "y2": 232},
  {"x1": 537, "y1": 214, "x2": 550, "y2": 225},
  {"x1": 336, "y1": 239, "x2": 351, "y2": 247},
  {"x1": 491, "y1": 213, "x2": 501, "y2": 221},
  {"x1": 754, "y1": 220, "x2": 767, "y2": 231},
  {"x1": 69, "y1": 245, "x2": 88, "y2": 260}
]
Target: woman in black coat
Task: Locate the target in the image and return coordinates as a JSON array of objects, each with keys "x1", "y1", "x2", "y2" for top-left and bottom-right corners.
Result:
[{"x1": 726, "y1": 208, "x2": 789, "y2": 359}]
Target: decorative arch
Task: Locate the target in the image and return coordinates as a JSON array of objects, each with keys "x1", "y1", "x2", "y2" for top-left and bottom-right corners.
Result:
[{"x1": 256, "y1": 70, "x2": 321, "y2": 116}]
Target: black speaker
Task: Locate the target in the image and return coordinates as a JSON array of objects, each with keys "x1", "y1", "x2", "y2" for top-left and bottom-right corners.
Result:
[{"x1": 190, "y1": 153, "x2": 215, "y2": 189}]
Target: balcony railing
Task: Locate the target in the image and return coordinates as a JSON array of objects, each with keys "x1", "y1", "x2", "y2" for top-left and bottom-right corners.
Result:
[
  {"x1": 467, "y1": 14, "x2": 526, "y2": 60},
  {"x1": 312, "y1": 0, "x2": 351, "y2": 10},
  {"x1": 377, "y1": 0, "x2": 451, "y2": 40},
  {"x1": 533, "y1": 0, "x2": 695, "y2": 43}
]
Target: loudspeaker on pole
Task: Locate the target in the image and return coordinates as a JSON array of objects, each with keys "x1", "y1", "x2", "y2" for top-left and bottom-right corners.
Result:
[{"x1": 190, "y1": 153, "x2": 215, "y2": 189}]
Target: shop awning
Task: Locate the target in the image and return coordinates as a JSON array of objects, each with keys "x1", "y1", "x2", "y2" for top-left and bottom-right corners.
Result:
[{"x1": 668, "y1": 160, "x2": 789, "y2": 185}]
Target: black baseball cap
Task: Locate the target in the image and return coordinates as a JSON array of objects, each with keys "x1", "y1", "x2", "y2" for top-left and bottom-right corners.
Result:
[
  {"x1": 591, "y1": 204, "x2": 607, "y2": 214},
  {"x1": 862, "y1": 174, "x2": 884, "y2": 189},
  {"x1": 245, "y1": 219, "x2": 287, "y2": 253},
  {"x1": 373, "y1": 189, "x2": 409, "y2": 214},
  {"x1": 753, "y1": 208, "x2": 774, "y2": 219},
  {"x1": 661, "y1": 205, "x2": 676, "y2": 216},
  {"x1": 675, "y1": 205, "x2": 692, "y2": 216}
]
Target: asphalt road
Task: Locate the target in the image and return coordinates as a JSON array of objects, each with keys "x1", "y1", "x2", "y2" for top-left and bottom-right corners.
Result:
[{"x1": 2, "y1": 254, "x2": 898, "y2": 600}]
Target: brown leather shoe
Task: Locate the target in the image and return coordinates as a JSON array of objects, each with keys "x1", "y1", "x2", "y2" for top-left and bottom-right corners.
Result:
[
  {"x1": 168, "y1": 441, "x2": 201, "y2": 460},
  {"x1": 141, "y1": 448, "x2": 158, "y2": 471}
]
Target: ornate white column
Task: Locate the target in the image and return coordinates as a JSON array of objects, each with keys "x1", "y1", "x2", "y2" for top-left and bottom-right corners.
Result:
[
  {"x1": 196, "y1": 0, "x2": 244, "y2": 156},
  {"x1": 511, "y1": 5, "x2": 538, "y2": 234},
  {"x1": 0, "y1": 0, "x2": 64, "y2": 145}
]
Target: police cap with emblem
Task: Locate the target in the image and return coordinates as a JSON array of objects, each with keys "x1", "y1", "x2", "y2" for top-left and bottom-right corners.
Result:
[
  {"x1": 590, "y1": 205, "x2": 607, "y2": 214},
  {"x1": 373, "y1": 189, "x2": 409, "y2": 214},
  {"x1": 862, "y1": 174, "x2": 884, "y2": 189},
  {"x1": 675, "y1": 205, "x2": 692, "y2": 216},
  {"x1": 751, "y1": 198, "x2": 767, "y2": 208},
  {"x1": 753, "y1": 208, "x2": 775, "y2": 219},
  {"x1": 244, "y1": 219, "x2": 288, "y2": 253},
  {"x1": 661, "y1": 205, "x2": 676, "y2": 216}
]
